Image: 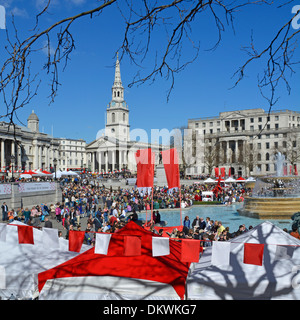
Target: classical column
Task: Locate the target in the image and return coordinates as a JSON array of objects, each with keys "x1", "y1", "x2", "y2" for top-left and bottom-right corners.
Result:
[
  {"x1": 235, "y1": 140, "x2": 238, "y2": 164},
  {"x1": 104, "y1": 151, "x2": 108, "y2": 172},
  {"x1": 92, "y1": 152, "x2": 96, "y2": 173},
  {"x1": 45, "y1": 146, "x2": 49, "y2": 170},
  {"x1": 39, "y1": 145, "x2": 42, "y2": 169},
  {"x1": 1, "y1": 139, "x2": 5, "y2": 170},
  {"x1": 112, "y1": 150, "x2": 115, "y2": 171},
  {"x1": 17, "y1": 144, "x2": 21, "y2": 170},
  {"x1": 226, "y1": 141, "x2": 230, "y2": 164},
  {"x1": 11, "y1": 140, "x2": 15, "y2": 157},
  {"x1": 118, "y1": 149, "x2": 122, "y2": 170},
  {"x1": 98, "y1": 151, "x2": 102, "y2": 172}
]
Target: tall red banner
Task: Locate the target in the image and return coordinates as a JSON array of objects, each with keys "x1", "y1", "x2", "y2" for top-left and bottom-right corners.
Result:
[
  {"x1": 214, "y1": 167, "x2": 219, "y2": 177},
  {"x1": 135, "y1": 148, "x2": 155, "y2": 188},
  {"x1": 161, "y1": 148, "x2": 180, "y2": 189},
  {"x1": 220, "y1": 167, "x2": 225, "y2": 178}
]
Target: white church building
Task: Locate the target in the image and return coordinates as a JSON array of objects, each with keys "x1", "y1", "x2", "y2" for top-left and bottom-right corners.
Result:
[{"x1": 86, "y1": 55, "x2": 163, "y2": 173}]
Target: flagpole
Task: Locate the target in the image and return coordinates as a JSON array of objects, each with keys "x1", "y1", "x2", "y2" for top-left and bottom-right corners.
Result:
[
  {"x1": 151, "y1": 185, "x2": 154, "y2": 224},
  {"x1": 179, "y1": 184, "x2": 182, "y2": 226}
]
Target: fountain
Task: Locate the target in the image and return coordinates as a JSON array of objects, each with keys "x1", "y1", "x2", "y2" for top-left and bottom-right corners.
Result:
[{"x1": 238, "y1": 152, "x2": 300, "y2": 219}]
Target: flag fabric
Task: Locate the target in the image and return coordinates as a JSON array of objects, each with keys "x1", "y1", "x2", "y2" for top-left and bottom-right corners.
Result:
[
  {"x1": 0, "y1": 224, "x2": 6, "y2": 242},
  {"x1": 275, "y1": 245, "x2": 295, "y2": 260},
  {"x1": 42, "y1": 227, "x2": 59, "y2": 249},
  {"x1": 152, "y1": 237, "x2": 170, "y2": 257},
  {"x1": 123, "y1": 236, "x2": 141, "y2": 256},
  {"x1": 211, "y1": 241, "x2": 231, "y2": 266},
  {"x1": 295, "y1": 165, "x2": 298, "y2": 176},
  {"x1": 95, "y1": 233, "x2": 112, "y2": 255},
  {"x1": 214, "y1": 167, "x2": 219, "y2": 177},
  {"x1": 180, "y1": 239, "x2": 201, "y2": 262},
  {"x1": 243, "y1": 243, "x2": 264, "y2": 266},
  {"x1": 68, "y1": 230, "x2": 85, "y2": 252},
  {"x1": 17, "y1": 225, "x2": 34, "y2": 244},
  {"x1": 161, "y1": 148, "x2": 180, "y2": 190},
  {"x1": 135, "y1": 148, "x2": 155, "y2": 188},
  {"x1": 228, "y1": 167, "x2": 231, "y2": 176},
  {"x1": 220, "y1": 167, "x2": 225, "y2": 178}
]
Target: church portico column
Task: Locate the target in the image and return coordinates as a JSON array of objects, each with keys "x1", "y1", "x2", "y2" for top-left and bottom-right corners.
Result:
[
  {"x1": 92, "y1": 152, "x2": 96, "y2": 173},
  {"x1": 112, "y1": 150, "x2": 115, "y2": 171},
  {"x1": 105, "y1": 151, "x2": 108, "y2": 172}
]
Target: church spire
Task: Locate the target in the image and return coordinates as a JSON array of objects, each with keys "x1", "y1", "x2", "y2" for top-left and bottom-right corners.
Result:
[{"x1": 112, "y1": 52, "x2": 124, "y2": 102}]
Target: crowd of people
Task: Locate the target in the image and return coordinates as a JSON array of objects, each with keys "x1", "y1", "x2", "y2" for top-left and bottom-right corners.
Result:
[{"x1": 2, "y1": 176, "x2": 298, "y2": 246}]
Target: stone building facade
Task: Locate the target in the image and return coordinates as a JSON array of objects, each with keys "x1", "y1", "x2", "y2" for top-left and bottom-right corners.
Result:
[
  {"x1": 186, "y1": 108, "x2": 300, "y2": 177},
  {"x1": 0, "y1": 111, "x2": 60, "y2": 175}
]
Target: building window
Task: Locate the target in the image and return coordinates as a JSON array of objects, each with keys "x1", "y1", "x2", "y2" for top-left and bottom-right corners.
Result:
[
  {"x1": 266, "y1": 153, "x2": 270, "y2": 161},
  {"x1": 275, "y1": 123, "x2": 279, "y2": 129},
  {"x1": 258, "y1": 117, "x2": 262, "y2": 122},
  {"x1": 266, "y1": 164, "x2": 270, "y2": 171},
  {"x1": 123, "y1": 113, "x2": 126, "y2": 122},
  {"x1": 266, "y1": 142, "x2": 270, "y2": 149},
  {"x1": 112, "y1": 113, "x2": 115, "y2": 123}
]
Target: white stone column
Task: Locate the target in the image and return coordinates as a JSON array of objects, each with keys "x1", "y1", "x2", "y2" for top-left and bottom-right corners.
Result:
[
  {"x1": 112, "y1": 150, "x2": 115, "y2": 171},
  {"x1": 1, "y1": 139, "x2": 5, "y2": 170},
  {"x1": 39, "y1": 145, "x2": 42, "y2": 169},
  {"x1": 235, "y1": 140, "x2": 238, "y2": 164},
  {"x1": 105, "y1": 151, "x2": 108, "y2": 172},
  {"x1": 92, "y1": 152, "x2": 96, "y2": 173},
  {"x1": 11, "y1": 140, "x2": 15, "y2": 157},
  {"x1": 17, "y1": 144, "x2": 21, "y2": 170}
]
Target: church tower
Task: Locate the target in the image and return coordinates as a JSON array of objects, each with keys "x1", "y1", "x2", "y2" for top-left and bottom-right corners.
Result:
[{"x1": 105, "y1": 53, "x2": 130, "y2": 142}]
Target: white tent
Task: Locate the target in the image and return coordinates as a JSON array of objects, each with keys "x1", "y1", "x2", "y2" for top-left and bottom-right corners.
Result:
[
  {"x1": 61, "y1": 170, "x2": 79, "y2": 176},
  {"x1": 55, "y1": 170, "x2": 62, "y2": 179},
  {"x1": 0, "y1": 221, "x2": 90, "y2": 300},
  {"x1": 203, "y1": 178, "x2": 216, "y2": 183},
  {"x1": 32, "y1": 170, "x2": 47, "y2": 177},
  {"x1": 225, "y1": 177, "x2": 236, "y2": 183},
  {"x1": 187, "y1": 221, "x2": 300, "y2": 300}
]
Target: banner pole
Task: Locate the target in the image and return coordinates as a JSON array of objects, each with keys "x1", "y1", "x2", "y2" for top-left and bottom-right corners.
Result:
[
  {"x1": 179, "y1": 184, "x2": 182, "y2": 226},
  {"x1": 151, "y1": 186, "x2": 154, "y2": 224}
]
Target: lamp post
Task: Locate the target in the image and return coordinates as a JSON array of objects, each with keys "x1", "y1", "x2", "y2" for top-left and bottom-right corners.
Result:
[
  {"x1": 53, "y1": 158, "x2": 57, "y2": 180},
  {"x1": 10, "y1": 155, "x2": 15, "y2": 182}
]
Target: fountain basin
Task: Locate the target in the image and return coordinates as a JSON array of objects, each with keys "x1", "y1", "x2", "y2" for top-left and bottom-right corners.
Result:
[{"x1": 238, "y1": 196, "x2": 300, "y2": 219}]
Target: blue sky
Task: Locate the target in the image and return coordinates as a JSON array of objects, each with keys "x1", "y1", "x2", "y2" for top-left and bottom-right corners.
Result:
[{"x1": 0, "y1": 0, "x2": 299, "y2": 143}]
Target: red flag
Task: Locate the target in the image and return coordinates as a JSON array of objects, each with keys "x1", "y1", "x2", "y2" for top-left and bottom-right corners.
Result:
[
  {"x1": 295, "y1": 165, "x2": 298, "y2": 176},
  {"x1": 135, "y1": 149, "x2": 155, "y2": 188},
  {"x1": 69, "y1": 230, "x2": 85, "y2": 252},
  {"x1": 18, "y1": 225, "x2": 34, "y2": 244},
  {"x1": 283, "y1": 164, "x2": 287, "y2": 176},
  {"x1": 161, "y1": 148, "x2": 180, "y2": 189},
  {"x1": 214, "y1": 167, "x2": 219, "y2": 177},
  {"x1": 124, "y1": 236, "x2": 141, "y2": 256},
  {"x1": 180, "y1": 239, "x2": 202, "y2": 262},
  {"x1": 220, "y1": 167, "x2": 225, "y2": 178},
  {"x1": 243, "y1": 243, "x2": 264, "y2": 266},
  {"x1": 228, "y1": 167, "x2": 231, "y2": 177}
]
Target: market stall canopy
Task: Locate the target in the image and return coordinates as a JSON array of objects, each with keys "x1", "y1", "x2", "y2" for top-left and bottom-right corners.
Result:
[
  {"x1": 203, "y1": 178, "x2": 216, "y2": 183},
  {"x1": 225, "y1": 177, "x2": 236, "y2": 183},
  {"x1": 38, "y1": 221, "x2": 191, "y2": 300},
  {"x1": 187, "y1": 221, "x2": 300, "y2": 300}
]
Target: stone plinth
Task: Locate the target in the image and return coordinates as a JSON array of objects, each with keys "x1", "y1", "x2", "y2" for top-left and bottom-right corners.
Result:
[{"x1": 156, "y1": 164, "x2": 168, "y2": 187}]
